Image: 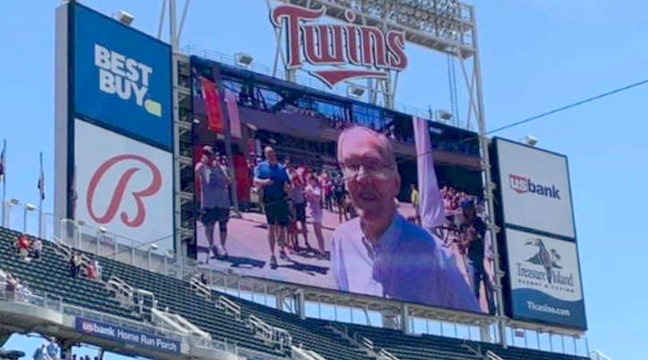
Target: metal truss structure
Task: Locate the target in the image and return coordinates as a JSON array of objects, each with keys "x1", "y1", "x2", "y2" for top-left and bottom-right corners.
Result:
[{"x1": 265, "y1": 0, "x2": 482, "y2": 131}]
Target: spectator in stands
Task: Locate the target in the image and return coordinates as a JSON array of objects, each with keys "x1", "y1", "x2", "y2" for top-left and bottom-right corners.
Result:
[
  {"x1": 85, "y1": 258, "x2": 97, "y2": 280},
  {"x1": 200, "y1": 272, "x2": 208, "y2": 286},
  {"x1": 15, "y1": 281, "x2": 31, "y2": 303},
  {"x1": 4, "y1": 274, "x2": 17, "y2": 300},
  {"x1": 70, "y1": 252, "x2": 82, "y2": 277},
  {"x1": 68, "y1": 254, "x2": 76, "y2": 277},
  {"x1": 16, "y1": 234, "x2": 31, "y2": 261},
  {"x1": 93, "y1": 258, "x2": 102, "y2": 280},
  {"x1": 254, "y1": 146, "x2": 291, "y2": 270},
  {"x1": 31, "y1": 238, "x2": 43, "y2": 260},
  {"x1": 330, "y1": 126, "x2": 479, "y2": 312},
  {"x1": 196, "y1": 146, "x2": 231, "y2": 262}
]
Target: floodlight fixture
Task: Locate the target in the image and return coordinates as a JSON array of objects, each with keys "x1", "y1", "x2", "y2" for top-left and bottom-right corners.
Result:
[
  {"x1": 9, "y1": 199, "x2": 19, "y2": 205},
  {"x1": 150, "y1": 244, "x2": 159, "y2": 251},
  {"x1": 24, "y1": 204, "x2": 36, "y2": 211},
  {"x1": 98, "y1": 226, "x2": 107, "y2": 234},
  {"x1": 436, "y1": 110, "x2": 453, "y2": 121},
  {"x1": 348, "y1": 86, "x2": 366, "y2": 97},
  {"x1": 235, "y1": 52, "x2": 254, "y2": 66},
  {"x1": 304, "y1": 0, "x2": 475, "y2": 57},
  {"x1": 114, "y1": 10, "x2": 134, "y2": 26},
  {"x1": 523, "y1": 135, "x2": 538, "y2": 147}
]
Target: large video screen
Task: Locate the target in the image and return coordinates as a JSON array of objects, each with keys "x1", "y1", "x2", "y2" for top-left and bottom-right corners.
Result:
[{"x1": 190, "y1": 58, "x2": 495, "y2": 314}]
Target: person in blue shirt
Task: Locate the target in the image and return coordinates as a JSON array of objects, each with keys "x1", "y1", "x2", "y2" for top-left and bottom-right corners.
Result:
[
  {"x1": 254, "y1": 146, "x2": 290, "y2": 269},
  {"x1": 331, "y1": 126, "x2": 480, "y2": 312}
]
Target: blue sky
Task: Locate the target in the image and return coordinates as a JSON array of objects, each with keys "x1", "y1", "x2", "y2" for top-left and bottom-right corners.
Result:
[{"x1": 1, "y1": 1, "x2": 646, "y2": 359}]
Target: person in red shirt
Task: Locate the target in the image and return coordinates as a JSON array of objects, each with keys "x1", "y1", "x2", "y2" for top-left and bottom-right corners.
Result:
[
  {"x1": 17, "y1": 234, "x2": 31, "y2": 261},
  {"x1": 86, "y1": 262, "x2": 96, "y2": 280}
]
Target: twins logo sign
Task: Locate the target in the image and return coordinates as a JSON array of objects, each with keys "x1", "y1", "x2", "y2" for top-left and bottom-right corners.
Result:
[
  {"x1": 86, "y1": 154, "x2": 162, "y2": 228},
  {"x1": 271, "y1": 4, "x2": 408, "y2": 87}
]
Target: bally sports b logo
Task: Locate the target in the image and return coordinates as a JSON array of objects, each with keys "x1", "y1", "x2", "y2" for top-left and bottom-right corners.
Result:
[{"x1": 86, "y1": 155, "x2": 162, "y2": 227}]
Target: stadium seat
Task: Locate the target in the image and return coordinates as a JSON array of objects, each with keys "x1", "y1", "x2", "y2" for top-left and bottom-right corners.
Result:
[{"x1": 0, "y1": 228, "x2": 136, "y2": 320}]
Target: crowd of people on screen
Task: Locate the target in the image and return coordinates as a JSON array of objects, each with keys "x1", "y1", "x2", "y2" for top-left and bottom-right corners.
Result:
[
  {"x1": 196, "y1": 143, "x2": 492, "y2": 274},
  {"x1": 196, "y1": 144, "x2": 357, "y2": 267}
]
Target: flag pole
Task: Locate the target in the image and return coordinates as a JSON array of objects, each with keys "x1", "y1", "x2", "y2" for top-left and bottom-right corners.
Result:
[
  {"x1": 1, "y1": 139, "x2": 6, "y2": 227},
  {"x1": 39, "y1": 151, "x2": 43, "y2": 239}
]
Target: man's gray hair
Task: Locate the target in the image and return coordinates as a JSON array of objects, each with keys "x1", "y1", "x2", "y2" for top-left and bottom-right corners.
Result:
[{"x1": 337, "y1": 126, "x2": 397, "y2": 170}]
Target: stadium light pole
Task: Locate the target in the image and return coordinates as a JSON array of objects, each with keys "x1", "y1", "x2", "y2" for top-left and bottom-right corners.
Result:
[
  {"x1": 22, "y1": 203, "x2": 36, "y2": 234},
  {"x1": 148, "y1": 244, "x2": 158, "y2": 271},
  {"x1": 4, "y1": 198, "x2": 19, "y2": 228},
  {"x1": 75, "y1": 219, "x2": 85, "y2": 250},
  {"x1": 164, "y1": 249, "x2": 174, "y2": 275},
  {"x1": 97, "y1": 226, "x2": 107, "y2": 256}
]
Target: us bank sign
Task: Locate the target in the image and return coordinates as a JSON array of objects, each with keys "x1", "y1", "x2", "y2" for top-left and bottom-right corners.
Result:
[{"x1": 271, "y1": 4, "x2": 408, "y2": 88}]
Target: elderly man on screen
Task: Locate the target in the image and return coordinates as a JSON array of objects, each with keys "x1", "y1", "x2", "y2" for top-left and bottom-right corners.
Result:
[{"x1": 330, "y1": 126, "x2": 479, "y2": 312}]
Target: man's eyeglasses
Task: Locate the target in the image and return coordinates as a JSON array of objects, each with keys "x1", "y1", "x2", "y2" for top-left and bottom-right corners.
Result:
[{"x1": 340, "y1": 159, "x2": 392, "y2": 179}]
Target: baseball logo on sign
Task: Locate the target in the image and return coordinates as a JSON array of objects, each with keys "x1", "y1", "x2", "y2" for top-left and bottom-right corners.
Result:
[{"x1": 86, "y1": 154, "x2": 162, "y2": 227}]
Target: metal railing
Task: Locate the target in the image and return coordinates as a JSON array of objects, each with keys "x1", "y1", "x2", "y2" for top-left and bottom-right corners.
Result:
[
  {"x1": 589, "y1": 350, "x2": 615, "y2": 360},
  {"x1": 247, "y1": 314, "x2": 292, "y2": 352},
  {"x1": 217, "y1": 295, "x2": 242, "y2": 321},
  {"x1": 0, "y1": 286, "x2": 287, "y2": 360},
  {"x1": 377, "y1": 348, "x2": 400, "y2": 360},
  {"x1": 0, "y1": 286, "x2": 63, "y2": 313},
  {"x1": 0, "y1": 198, "x2": 590, "y2": 358},
  {"x1": 189, "y1": 274, "x2": 212, "y2": 301}
]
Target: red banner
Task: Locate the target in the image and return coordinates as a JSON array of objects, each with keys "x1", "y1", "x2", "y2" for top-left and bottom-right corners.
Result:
[{"x1": 200, "y1": 77, "x2": 225, "y2": 134}]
